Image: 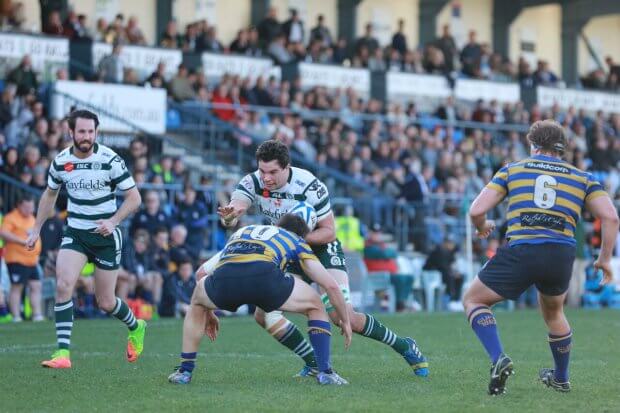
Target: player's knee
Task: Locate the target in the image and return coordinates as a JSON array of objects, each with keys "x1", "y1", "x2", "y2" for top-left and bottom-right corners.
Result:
[
  {"x1": 254, "y1": 309, "x2": 266, "y2": 327},
  {"x1": 55, "y1": 276, "x2": 74, "y2": 297},
  {"x1": 263, "y1": 311, "x2": 291, "y2": 337},
  {"x1": 96, "y1": 295, "x2": 117, "y2": 312},
  {"x1": 350, "y1": 311, "x2": 367, "y2": 332}
]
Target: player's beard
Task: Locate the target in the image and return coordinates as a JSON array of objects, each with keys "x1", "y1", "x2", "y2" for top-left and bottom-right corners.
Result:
[{"x1": 73, "y1": 137, "x2": 94, "y2": 153}]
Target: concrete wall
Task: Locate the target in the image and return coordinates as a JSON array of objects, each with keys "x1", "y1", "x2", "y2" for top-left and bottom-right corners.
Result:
[
  {"x1": 435, "y1": 0, "x2": 492, "y2": 48},
  {"x1": 356, "y1": 0, "x2": 419, "y2": 48},
  {"x1": 579, "y1": 14, "x2": 620, "y2": 75}
]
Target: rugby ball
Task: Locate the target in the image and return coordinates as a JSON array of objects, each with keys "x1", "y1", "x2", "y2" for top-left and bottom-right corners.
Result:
[{"x1": 289, "y1": 201, "x2": 318, "y2": 231}]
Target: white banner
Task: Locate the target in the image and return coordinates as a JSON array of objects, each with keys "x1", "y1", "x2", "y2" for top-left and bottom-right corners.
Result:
[
  {"x1": 202, "y1": 53, "x2": 281, "y2": 80},
  {"x1": 51, "y1": 81, "x2": 167, "y2": 134},
  {"x1": 537, "y1": 86, "x2": 620, "y2": 114},
  {"x1": 298, "y1": 63, "x2": 370, "y2": 96},
  {"x1": 455, "y1": 79, "x2": 521, "y2": 103},
  {"x1": 386, "y1": 72, "x2": 451, "y2": 99},
  {"x1": 0, "y1": 33, "x2": 68, "y2": 79},
  {"x1": 92, "y1": 43, "x2": 182, "y2": 80}
]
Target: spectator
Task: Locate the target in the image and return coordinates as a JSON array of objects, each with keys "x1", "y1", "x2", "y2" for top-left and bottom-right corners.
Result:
[
  {"x1": 435, "y1": 24, "x2": 457, "y2": 72},
  {"x1": 126, "y1": 16, "x2": 146, "y2": 45},
  {"x1": 120, "y1": 232, "x2": 161, "y2": 307},
  {"x1": 268, "y1": 33, "x2": 294, "y2": 64},
  {"x1": 423, "y1": 235, "x2": 463, "y2": 305},
  {"x1": 460, "y1": 30, "x2": 482, "y2": 77},
  {"x1": 201, "y1": 26, "x2": 224, "y2": 53},
  {"x1": 1, "y1": 147, "x2": 20, "y2": 177},
  {"x1": 104, "y1": 13, "x2": 128, "y2": 44},
  {"x1": 161, "y1": 20, "x2": 183, "y2": 48},
  {"x1": 130, "y1": 190, "x2": 170, "y2": 236},
  {"x1": 257, "y1": 6, "x2": 281, "y2": 47},
  {"x1": 310, "y1": 14, "x2": 332, "y2": 47},
  {"x1": 230, "y1": 29, "x2": 250, "y2": 54},
  {"x1": 605, "y1": 56, "x2": 620, "y2": 90},
  {"x1": 168, "y1": 64, "x2": 196, "y2": 101},
  {"x1": 175, "y1": 185, "x2": 209, "y2": 259},
  {"x1": 171, "y1": 258, "x2": 196, "y2": 316},
  {"x1": 169, "y1": 223, "x2": 195, "y2": 268},
  {"x1": 94, "y1": 17, "x2": 108, "y2": 42},
  {"x1": 282, "y1": 8, "x2": 304, "y2": 45},
  {"x1": 0, "y1": 195, "x2": 43, "y2": 321},
  {"x1": 355, "y1": 23, "x2": 380, "y2": 56},
  {"x1": 98, "y1": 43, "x2": 124, "y2": 84},
  {"x1": 533, "y1": 59, "x2": 559, "y2": 86},
  {"x1": 43, "y1": 10, "x2": 63, "y2": 36},
  {"x1": 146, "y1": 61, "x2": 167, "y2": 89},
  {"x1": 7, "y1": 55, "x2": 38, "y2": 96},
  {"x1": 391, "y1": 19, "x2": 407, "y2": 57}
]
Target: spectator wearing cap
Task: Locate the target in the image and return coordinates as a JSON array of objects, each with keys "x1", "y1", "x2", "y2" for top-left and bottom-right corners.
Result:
[{"x1": 7, "y1": 55, "x2": 38, "y2": 96}]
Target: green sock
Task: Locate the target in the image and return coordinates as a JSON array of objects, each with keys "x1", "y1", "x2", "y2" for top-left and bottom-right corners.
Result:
[
  {"x1": 278, "y1": 323, "x2": 318, "y2": 368},
  {"x1": 110, "y1": 297, "x2": 138, "y2": 330},
  {"x1": 54, "y1": 299, "x2": 74, "y2": 350},
  {"x1": 360, "y1": 314, "x2": 409, "y2": 355}
]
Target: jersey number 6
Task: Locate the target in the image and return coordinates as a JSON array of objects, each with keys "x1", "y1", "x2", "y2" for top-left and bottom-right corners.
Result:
[{"x1": 534, "y1": 175, "x2": 557, "y2": 209}]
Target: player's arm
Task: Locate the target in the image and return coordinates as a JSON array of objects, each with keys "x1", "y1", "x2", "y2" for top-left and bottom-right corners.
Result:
[
  {"x1": 301, "y1": 258, "x2": 352, "y2": 348},
  {"x1": 196, "y1": 250, "x2": 223, "y2": 280},
  {"x1": 218, "y1": 175, "x2": 255, "y2": 227},
  {"x1": 305, "y1": 211, "x2": 337, "y2": 245},
  {"x1": 26, "y1": 187, "x2": 60, "y2": 250},
  {"x1": 586, "y1": 195, "x2": 620, "y2": 284},
  {"x1": 470, "y1": 166, "x2": 508, "y2": 238},
  {"x1": 110, "y1": 186, "x2": 141, "y2": 227}
]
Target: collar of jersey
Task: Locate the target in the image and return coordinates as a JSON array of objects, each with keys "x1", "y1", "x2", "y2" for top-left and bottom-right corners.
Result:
[
  {"x1": 69, "y1": 143, "x2": 99, "y2": 156},
  {"x1": 532, "y1": 154, "x2": 564, "y2": 163}
]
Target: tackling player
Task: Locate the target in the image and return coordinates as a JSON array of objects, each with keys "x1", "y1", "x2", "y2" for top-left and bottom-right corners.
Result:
[
  {"x1": 168, "y1": 214, "x2": 352, "y2": 385},
  {"x1": 463, "y1": 120, "x2": 619, "y2": 394},
  {"x1": 218, "y1": 140, "x2": 428, "y2": 377}
]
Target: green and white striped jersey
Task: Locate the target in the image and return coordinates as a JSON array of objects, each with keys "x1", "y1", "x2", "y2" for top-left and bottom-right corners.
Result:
[{"x1": 47, "y1": 143, "x2": 136, "y2": 230}]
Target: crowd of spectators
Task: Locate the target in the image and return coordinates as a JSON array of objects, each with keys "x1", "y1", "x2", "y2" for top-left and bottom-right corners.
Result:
[{"x1": 2, "y1": 3, "x2": 620, "y2": 91}]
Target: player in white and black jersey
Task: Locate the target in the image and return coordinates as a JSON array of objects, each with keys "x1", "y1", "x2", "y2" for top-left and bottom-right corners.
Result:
[
  {"x1": 26, "y1": 110, "x2": 146, "y2": 369},
  {"x1": 218, "y1": 140, "x2": 429, "y2": 378}
]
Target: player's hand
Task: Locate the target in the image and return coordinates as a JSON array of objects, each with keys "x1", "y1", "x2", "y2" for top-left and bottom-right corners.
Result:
[
  {"x1": 339, "y1": 321, "x2": 352, "y2": 350},
  {"x1": 217, "y1": 205, "x2": 240, "y2": 227},
  {"x1": 476, "y1": 220, "x2": 496, "y2": 239},
  {"x1": 593, "y1": 259, "x2": 614, "y2": 285},
  {"x1": 94, "y1": 219, "x2": 117, "y2": 237},
  {"x1": 204, "y1": 310, "x2": 220, "y2": 341},
  {"x1": 25, "y1": 231, "x2": 40, "y2": 251}
]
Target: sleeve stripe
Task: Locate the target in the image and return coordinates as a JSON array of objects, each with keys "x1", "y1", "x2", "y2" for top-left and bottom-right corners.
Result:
[
  {"x1": 110, "y1": 172, "x2": 131, "y2": 185},
  {"x1": 314, "y1": 198, "x2": 329, "y2": 212},
  {"x1": 235, "y1": 184, "x2": 253, "y2": 196},
  {"x1": 585, "y1": 190, "x2": 607, "y2": 202},
  {"x1": 49, "y1": 174, "x2": 62, "y2": 184},
  {"x1": 486, "y1": 182, "x2": 507, "y2": 193}
]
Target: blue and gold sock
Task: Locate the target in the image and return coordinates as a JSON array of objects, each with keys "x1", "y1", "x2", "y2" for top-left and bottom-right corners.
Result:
[
  {"x1": 308, "y1": 320, "x2": 332, "y2": 373},
  {"x1": 548, "y1": 331, "x2": 572, "y2": 382},
  {"x1": 180, "y1": 352, "x2": 197, "y2": 373},
  {"x1": 468, "y1": 306, "x2": 503, "y2": 363}
]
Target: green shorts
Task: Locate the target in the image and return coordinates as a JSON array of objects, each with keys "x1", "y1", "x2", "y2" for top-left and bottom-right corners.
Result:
[
  {"x1": 288, "y1": 239, "x2": 347, "y2": 283},
  {"x1": 60, "y1": 226, "x2": 123, "y2": 270}
]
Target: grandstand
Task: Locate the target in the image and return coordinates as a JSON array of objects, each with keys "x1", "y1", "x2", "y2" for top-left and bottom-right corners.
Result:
[{"x1": 0, "y1": 0, "x2": 619, "y2": 410}]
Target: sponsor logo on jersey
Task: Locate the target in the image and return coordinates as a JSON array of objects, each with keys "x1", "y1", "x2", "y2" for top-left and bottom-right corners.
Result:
[
  {"x1": 524, "y1": 162, "x2": 570, "y2": 175},
  {"x1": 66, "y1": 179, "x2": 108, "y2": 190},
  {"x1": 330, "y1": 256, "x2": 342, "y2": 266},
  {"x1": 64, "y1": 162, "x2": 74, "y2": 172},
  {"x1": 92, "y1": 162, "x2": 101, "y2": 170},
  {"x1": 61, "y1": 237, "x2": 73, "y2": 246}
]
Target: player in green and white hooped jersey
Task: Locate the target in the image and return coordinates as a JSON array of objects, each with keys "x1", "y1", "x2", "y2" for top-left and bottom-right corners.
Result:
[
  {"x1": 218, "y1": 140, "x2": 428, "y2": 378},
  {"x1": 26, "y1": 110, "x2": 146, "y2": 369}
]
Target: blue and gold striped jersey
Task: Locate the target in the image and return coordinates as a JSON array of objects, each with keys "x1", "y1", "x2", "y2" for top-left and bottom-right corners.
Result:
[
  {"x1": 487, "y1": 154, "x2": 607, "y2": 246},
  {"x1": 217, "y1": 225, "x2": 318, "y2": 270}
]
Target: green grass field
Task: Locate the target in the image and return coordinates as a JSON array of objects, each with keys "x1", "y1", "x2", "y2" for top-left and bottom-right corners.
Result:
[{"x1": 1, "y1": 310, "x2": 619, "y2": 412}]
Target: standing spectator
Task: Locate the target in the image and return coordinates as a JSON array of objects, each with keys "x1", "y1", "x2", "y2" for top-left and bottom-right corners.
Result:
[
  {"x1": 7, "y1": 55, "x2": 38, "y2": 96},
  {"x1": 201, "y1": 26, "x2": 224, "y2": 52},
  {"x1": 94, "y1": 17, "x2": 108, "y2": 42},
  {"x1": 310, "y1": 14, "x2": 332, "y2": 47},
  {"x1": 0, "y1": 195, "x2": 43, "y2": 321},
  {"x1": 43, "y1": 10, "x2": 63, "y2": 36},
  {"x1": 391, "y1": 19, "x2": 407, "y2": 56},
  {"x1": 175, "y1": 185, "x2": 208, "y2": 259},
  {"x1": 460, "y1": 30, "x2": 482, "y2": 77},
  {"x1": 130, "y1": 190, "x2": 170, "y2": 236},
  {"x1": 257, "y1": 6, "x2": 281, "y2": 48},
  {"x1": 435, "y1": 24, "x2": 457, "y2": 72},
  {"x1": 229, "y1": 29, "x2": 250, "y2": 54},
  {"x1": 268, "y1": 33, "x2": 293, "y2": 64},
  {"x1": 98, "y1": 43, "x2": 124, "y2": 84},
  {"x1": 355, "y1": 23, "x2": 379, "y2": 56},
  {"x1": 125, "y1": 16, "x2": 146, "y2": 45},
  {"x1": 161, "y1": 20, "x2": 183, "y2": 48},
  {"x1": 282, "y1": 8, "x2": 304, "y2": 45}
]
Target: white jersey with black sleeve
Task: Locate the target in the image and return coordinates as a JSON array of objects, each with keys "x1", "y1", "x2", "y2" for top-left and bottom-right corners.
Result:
[
  {"x1": 231, "y1": 167, "x2": 331, "y2": 224},
  {"x1": 47, "y1": 143, "x2": 136, "y2": 230}
]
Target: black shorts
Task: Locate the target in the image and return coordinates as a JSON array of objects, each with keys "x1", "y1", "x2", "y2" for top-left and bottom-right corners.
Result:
[
  {"x1": 478, "y1": 243, "x2": 576, "y2": 300},
  {"x1": 204, "y1": 261, "x2": 295, "y2": 312},
  {"x1": 7, "y1": 263, "x2": 41, "y2": 285}
]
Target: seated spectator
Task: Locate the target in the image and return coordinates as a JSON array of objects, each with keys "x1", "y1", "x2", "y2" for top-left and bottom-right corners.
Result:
[
  {"x1": 105, "y1": 14, "x2": 128, "y2": 44},
  {"x1": 168, "y1": 64, "x2": 196, "y2": 101},
  {"x1": 94, "y1": 17, "x2": 108, "y2": 42},
  {"x1": 125, "y1": 16, "x2": 146, "y2": 45},
  {"x1": 130, "y1": 190, "x2": 170, "y2": 236},
  {"x1": 172, "y1": 258, "x2": 196, "y2": 316},
  {"x1": 230, "y1": 29, "x2": 250, "y2": 54},
  {"x1": 119, "y1": 231, "x2": 161, "y2": 308},
  {"x1": 201, "y1": 26, "x2": 224, "y2": 52},
  {"x1": 423, "y1": 235, "x2": 463, "y2": 304},
  {"x1": 533, "y1": 59, "x2": 559, "y2": 86},
  {"x1": 7, "y1": 55, "x2": 38, "y2": 96},
  {"x1": 161, "y1": 20, "x2": 183, "y2": 49},
  {"x1": 175, "y1": 185, "x2": 209, "y2": 258},
  {"x1": 169, "y1": 223, "x2": 195, "y2": 268},
  {"x1": 1, "y1": 147, "x2": 20, "y2": 177}
]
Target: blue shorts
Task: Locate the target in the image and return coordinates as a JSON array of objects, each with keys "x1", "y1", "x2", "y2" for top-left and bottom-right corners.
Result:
[
  {"x1": 478, "y1": 243, "x2": 576, "y2": 300},
  {"x1": 7, "y1": 263, "x2": 41, "y2": 285},
  {"x1": 204, "y1": 261, "x2": 294, "y2": 312}
]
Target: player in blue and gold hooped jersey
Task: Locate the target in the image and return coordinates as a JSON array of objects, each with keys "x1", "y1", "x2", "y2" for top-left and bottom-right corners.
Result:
[
  {"x1": 462, "y1": 120, "x2": 619, "y2": 395},
  {"x1": 167, "y1": 214, "x2": 352, "y2": 386}
]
